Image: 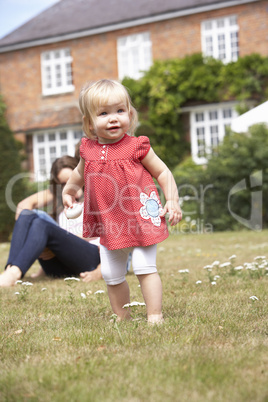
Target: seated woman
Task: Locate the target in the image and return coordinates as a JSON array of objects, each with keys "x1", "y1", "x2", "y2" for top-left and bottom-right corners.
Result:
[{"x1": 0, "y1": 155, "x2": 102, "y2": 287}]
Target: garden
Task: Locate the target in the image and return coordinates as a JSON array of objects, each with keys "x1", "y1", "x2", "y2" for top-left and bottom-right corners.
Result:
[
  {"x1": 0, "y1": 230, "x2": 267, "y2": 401},
  {"x1": 1, "y1": 53, "x2": 268, "y2": 401}
]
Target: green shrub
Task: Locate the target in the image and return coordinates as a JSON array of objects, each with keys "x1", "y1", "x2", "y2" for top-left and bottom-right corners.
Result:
[
  {"x1": 174, "y1": 124, "x2": 268, "y2": 232},
  {"x1": 0, "y1": 95, "x2": 30, "y2": 241}
]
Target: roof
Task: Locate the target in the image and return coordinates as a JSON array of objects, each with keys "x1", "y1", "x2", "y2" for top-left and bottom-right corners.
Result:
[
  {"x1": 21, "y1": 106, "x2": 82, "y2": 133},
  {"x1": 231, "y1": 101, "x2": 268, "y2": 132},
  {"x1": 0, "y1": 0, "x2": 258, "y2": 52}
]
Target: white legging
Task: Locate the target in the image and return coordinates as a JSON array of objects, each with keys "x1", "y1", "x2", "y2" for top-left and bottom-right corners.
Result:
[{"x1": 100, "y1": 244, "x2": 158, "y2": 285}]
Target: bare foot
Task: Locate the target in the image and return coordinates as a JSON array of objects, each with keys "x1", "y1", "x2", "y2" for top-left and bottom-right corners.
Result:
[
  {"x1": 110, "y1": 313, "x2": 131, "y2": 322},
  {"x1": 31, "y1": 267, "x2": 45, "y2": 279},
  {"x1": 0, "y1": 266, "x2": 22, "y2": 287},
  {"x1": 79, "y1": 265, "x2": 102, "y2": 283},
  {"x1": 148, "y1": 313, "x2": 164, "y2": 325}
]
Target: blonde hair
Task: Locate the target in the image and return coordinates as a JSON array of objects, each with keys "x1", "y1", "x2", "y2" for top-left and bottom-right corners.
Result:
[{"x1": 79, "y1": 79, "x2": 138, "y2": 139}]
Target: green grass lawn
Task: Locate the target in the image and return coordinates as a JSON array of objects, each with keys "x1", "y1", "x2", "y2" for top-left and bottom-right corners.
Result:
[{"x1": 0, "y1": 230, "x2": 267, "y2": 402}]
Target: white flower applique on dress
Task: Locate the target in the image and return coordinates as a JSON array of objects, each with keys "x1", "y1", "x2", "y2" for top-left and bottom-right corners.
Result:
[{"x1": 139, "y1": 191, "x2": 163, "y2": 227}]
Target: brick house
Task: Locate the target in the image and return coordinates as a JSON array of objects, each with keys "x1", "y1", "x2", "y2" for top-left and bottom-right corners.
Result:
[{"x1": 0, "y1": 0, "x2": 267, "y2": 178}]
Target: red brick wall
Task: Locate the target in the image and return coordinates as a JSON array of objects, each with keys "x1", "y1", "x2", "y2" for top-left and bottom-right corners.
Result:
[{"x1": 0, "y1": 0, "x2": 267, "y2": 135}]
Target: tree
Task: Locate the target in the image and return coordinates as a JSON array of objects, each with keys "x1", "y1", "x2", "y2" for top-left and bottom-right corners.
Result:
[
  {"x1": 221, "y1": 54, "x2": 268, "y2": 110},
  {"x1": 0, "y1": 95, "x2": 29, "y2": 241},
  {"x1": 202, "y1": 124, "x2": 268, "y2": 231},
  {"x1": 173, "y1": 124, "x2": 268, "y2": 231}
]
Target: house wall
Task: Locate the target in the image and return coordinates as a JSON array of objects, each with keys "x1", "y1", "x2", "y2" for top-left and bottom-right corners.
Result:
[{"x1": 0, "y1": 1, "x2": 267, "y2": 139}]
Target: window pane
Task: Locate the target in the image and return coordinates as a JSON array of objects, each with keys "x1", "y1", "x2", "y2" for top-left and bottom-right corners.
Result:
[
  {"x1": 143, "y1": 32, "x2": 150, "y2": 41},
  {"x1": 204, "y1": 21, "x2": 212, "y2": 30},
  {"x1": 229, "y1": 16, "x2": 237, "y2": 26},
  {"x1": 74, "y1": 131, "x2": 83, "y2": 139},
  {"x1": 118, "y1": 37, "x2": 127, "y2": 46},
  {"x1": 217, "y1": 19, "x2": 225, "y2": 28},
  {"x1": 195, "y1": 113, "x2": 204, "y2": 122},
  {"x1": 223, "y1": 109, "x2": 232, "y2": 118},
  {"x1": 210, "y1": 125, "x2": 218, "y2": 134},
  {"x1": 37, "y1": 135, "x2": 44, "y2": 143},
  {"x1": 49, "y1": 146, "x2": 56, "y2": 154},
  {"x1": 209, "y1": 111, "x2": 218, "y2": 120},
  {"x1": 49, "y1": 133, "x2": 56, "y2": 141},
  {"x1": 61, "y1": 145, "x2": 68, "y2": 154},
  {"x1": 197, "y1": 127, "x2": 205, "y2": 137}
]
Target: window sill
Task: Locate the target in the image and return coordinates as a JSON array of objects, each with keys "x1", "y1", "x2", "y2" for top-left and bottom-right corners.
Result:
[{"x1": 42, "y1": 86, "x2": 75, "y2": 98}]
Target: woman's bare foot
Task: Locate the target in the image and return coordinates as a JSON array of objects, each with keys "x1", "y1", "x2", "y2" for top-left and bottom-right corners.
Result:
[
  {"x1": 0, "y1": 266, "x2": 22, "y2": 287},
  {"x1": 31, "y1": 267, "x2": 45, "y2": 279},
  {"x1": 79, "y1": 264, "x2": 102, "y2": 282}
]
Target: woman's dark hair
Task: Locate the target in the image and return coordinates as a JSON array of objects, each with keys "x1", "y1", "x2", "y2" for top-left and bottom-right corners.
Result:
[{"x1": 50, "y1": 155, "x2": 79, "y2": 220}]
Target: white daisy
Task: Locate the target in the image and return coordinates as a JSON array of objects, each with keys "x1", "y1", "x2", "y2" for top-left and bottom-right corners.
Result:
[
  {"x1": 123, "y1": 301, "x2": 146, "y2": 308},
  {"x1": 212, "y1": 261, "x2": 220, "y2": 266},
  {"x1": 64, "y1": 277, "x2": 80, "y2": 282},
  {"x1": 234, "y1": 266, "x2": 243, "y2": 271},
  {"x1": 220, "y1": 262, "x2": 231, "y2": 268},
  {"x1": 203, "y1": 265, "x2": 213, "y2": 270},
  {"x1": 229, "y1": 255, "x2": 237, "y2": 260}
]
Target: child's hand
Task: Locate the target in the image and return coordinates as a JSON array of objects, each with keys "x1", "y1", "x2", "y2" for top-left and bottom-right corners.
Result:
[
  {"x1": 62, "y1": 193, "x2": 76, "y2": 216},
  {"x1": 160, "y1": 200, "x2": 182, "y2": 226}
]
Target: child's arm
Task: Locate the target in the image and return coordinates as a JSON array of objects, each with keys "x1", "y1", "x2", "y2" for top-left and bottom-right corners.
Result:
[
  {"x1": 62, "y1": 158, "x2": 85, "y2": 210},
  {"x1": 141, "y1": 148, "x2": 182, "y2": 226}
]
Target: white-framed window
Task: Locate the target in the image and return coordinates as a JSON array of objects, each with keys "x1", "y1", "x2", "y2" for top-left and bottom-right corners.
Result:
[
  {"x1": 190, "y1": 103, "x2": 238, "y2": 164},
  {"x1": 201, "y1": 15, "x2": 239, "y2": 63},
  {"x1": 33, "y1": 128, "x2": 83, "y2": 181},
  {"x1": 117, "y1": 32, "x2": 152, "y2": 80},
  {"x1": 41, "y1": 48, "x2": 74, "y2": 96}
]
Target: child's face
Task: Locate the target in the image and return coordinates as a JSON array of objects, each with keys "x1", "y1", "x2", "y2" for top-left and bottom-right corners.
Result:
[{"x1": 91, "y1": 100, "x2": 131, "y2": 144}]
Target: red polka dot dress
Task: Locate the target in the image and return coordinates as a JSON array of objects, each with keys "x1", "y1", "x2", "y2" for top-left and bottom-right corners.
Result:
[{"x1": 80, "y1": 134, "x2": 169, "y2": 250}]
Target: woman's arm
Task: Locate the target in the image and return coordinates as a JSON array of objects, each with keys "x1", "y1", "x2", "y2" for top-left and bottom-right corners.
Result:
[
  {"x1": 141, "y1": 148, "x2": 182, "y2": 226},
  {"x1": 15, "y1": 189, "x2": 53, "y2": 220}
]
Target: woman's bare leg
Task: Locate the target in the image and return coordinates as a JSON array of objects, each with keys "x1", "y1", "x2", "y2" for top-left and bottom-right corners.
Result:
[{"x1": 30, "y1": 267, "x2": 46, "y2": 279}]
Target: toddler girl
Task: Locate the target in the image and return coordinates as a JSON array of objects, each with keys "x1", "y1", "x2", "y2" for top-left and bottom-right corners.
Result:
[{"x1": 62, "y1": 79, "x2": 182, "y2": 324}]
